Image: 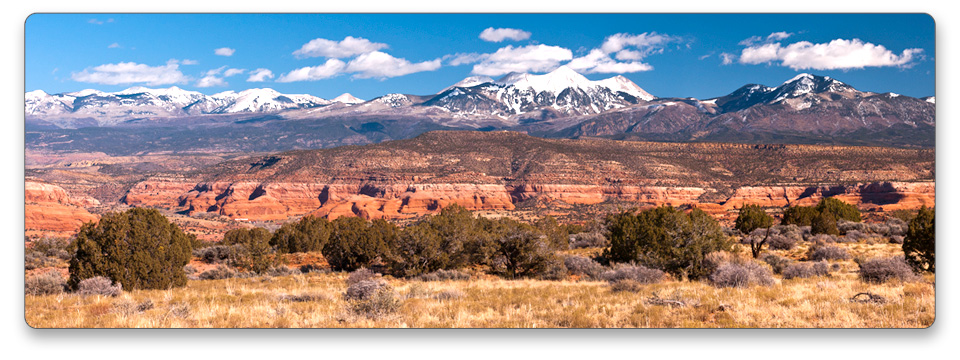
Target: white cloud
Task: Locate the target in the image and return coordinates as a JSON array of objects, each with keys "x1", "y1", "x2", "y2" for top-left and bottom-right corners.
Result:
[
  {"x1": 345, "y1": 51, "x2": 441, "y2": 79},
  {"x1": 600, "y1": 32, "x2": 680, "y2": 57},
  {"x1": 180, "y1": 59, "x2": 199, "y2": 65},
  {"x1": 276, "y1": 59, "x2": 347, "y2": 82},
  {"x1": 479, "y1": 27, "x2": 531, "y2": 42},
  {"x1": 739, "y1": 31, "x2": 794, "y2": 46},
  {"x1": 292, "y1": 36, "x2": 388, "y2": 59},
  {"x1": 223, "y1": 68, "x2": 245, "y2": 77},
  {"x1": 470, "y1": 44, "x2": 573, "y2": 76},
  {"x1": 246, "y1": 68, "x2": 274, "y2": 82},
  {"x1": 446, "y1": 53, "x2": 485, "y2": 66},
  {"x1": 739, "y1": 38, "x2": 923, "y2": 70},
  {"x1": 738, "y1": 35, "x2": 763, "y2": 47},
  {"x1": 108, "y1": 43, "x2": 121, "y2": 49},
  {"x1": 720, "y1": 52, "x2": 736, "y2": 65},
  {"x1": 214, "y1": 47, "x2": 236, "y2": 57},
  {"x1": 71, "y1": 62, "x2": 189, "y2": 86},
  {"x1": 196, "y1": 75, "x2": 227, "y2": 88},
  {"x1": 567, "y1": 49, "x2": 652, "y2": 74},
  {"x1": 767, "y1": 32, "x2": 793, "y2": 41},
  {"x1": 204, "y1": 66, "x2": 227, "y2": 76},
  {"x1": 614, "y1": 50, "x2": 645, "y2": 61}
]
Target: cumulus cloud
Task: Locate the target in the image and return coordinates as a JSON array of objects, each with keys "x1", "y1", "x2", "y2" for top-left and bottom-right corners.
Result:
[
  {"x1": 276, "y1": 59, "x2": 348, "y2": 82},
  {"x1": 88, "y1": 18, "x2": 113, "y2": 25},
  {"x1": 292, "y1": 36, "x2": 388, "y2": 59},
  {"x1": 739, "y1": 38, "x2": 923, "y2": 70},
  {"x1": 479, "y1": 27, "x2": 531, "y2": 42},
  {"x1": 214, "y1": 47, "x2": 236, "y2": 57},
  {"x1": 246, "y1": 68, "x2": 274, "y2": 82},
  {"x1": 71, "y1": 62, "x2": 189, "y2": 86},
  {"x1": 196, "y1": 75, "x2": 227, "y2": 88},
  {"x1": 600, "y1": 32, "x2": 680, "y2": 57},
  {"x1": 108, "y1": 43, "x2": 121, "y2": 49},
  {"x1": 180, "y1": 59, "x2": 199, "y2": 65},
  {"x1": 345, "y1": 51, "x2": 442, "y2": 79},
  {"x1": 470, "y1": 44, "x2": 573, "y2": 76},
  {"x1": 223, "y1": 68, "x2": 245, "y2": 77},
  {"x1": 566, "y1": 49, "x2": 652, "y2": 74}
]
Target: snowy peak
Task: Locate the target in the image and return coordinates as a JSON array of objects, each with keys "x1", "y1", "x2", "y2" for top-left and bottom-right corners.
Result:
[
  {"x1": 332, "y1": 93, "x2": 365, "y2": 104},
  {"x1": 595, "y1": 75, "x2": 654, "y2": 101},
  {"x1": 441, "y1": 76, "x2": 495, "y2": 93},
  {"x1": 773, "y1": 73, "x2": 854, "y2": 102},
  {"x1": 510, "y1": 66, "x2": 594, "y2": 94}
]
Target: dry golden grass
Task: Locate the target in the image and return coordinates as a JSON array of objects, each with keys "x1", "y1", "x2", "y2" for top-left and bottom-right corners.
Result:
[{"x1": 25, "y1": 242, "x2": 934, "y2": 328}]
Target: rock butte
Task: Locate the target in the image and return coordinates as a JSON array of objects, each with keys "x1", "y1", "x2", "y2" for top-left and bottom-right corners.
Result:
[
  {"x1": 121, "y1": 180, "x2": 934, "y2": 222},
  {"x1": 25, "y1": 181, "x2": 100, "y2": 237}
]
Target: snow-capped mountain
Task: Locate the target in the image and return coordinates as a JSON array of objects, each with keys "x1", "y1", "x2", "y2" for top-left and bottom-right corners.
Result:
[
  {"x1": 26, "y1": 87, "x2": 331, "y2": 127},
  {"x1": 332, "y1": 93, "x2": 365, "y2": 104},
  {"x1": 423, "y1": 66, "x2": 655, "y2": 118},
  {"x1": 713, "y1": 73, "x2": 859, "y2": 112}
]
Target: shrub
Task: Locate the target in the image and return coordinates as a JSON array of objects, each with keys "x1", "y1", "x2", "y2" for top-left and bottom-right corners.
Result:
[
  {"x1": 806, "y1": 245, "x2": 850, "y2": 261},
  {"x1": 885, "y1": 218, "x2": 908, "y2": 236},
  {"x1": 486, "y1": 219, "x2": 560, "y2": 279},
  {"x1": 859, "y1": 256, "x2": 920, "y2": 283},
  {"x1": 198, "y1": 264, "x2": 238, "y2": 280},
  {"x1": 774, "y1": 224, "x2": 804, "y2": 242},
  {"x1": 77, "y1": 276, "x2": 122, "y2": 296},
  {"x1": 433, "y1": 289, "x2": 465, "y2": 300},
  {"x1": 709, "y1": 262, "x2": 775, "y2": 288},
  {"x1": 68, "y1": 208, "x2": 194, "y2": 290},
  {"x1": 610, "y1": 279, "x2": 645, "y2": 292},
  {"x1": 816, "y1": 197, "x2": 861, "y2": 223},
  {"x1": 390, "y1": 205, "x2": 495, "y2": 277},
  {"x1": 838, "y1": 220, "x2": 869, "y2": 234},
  {"x1": 344, "y1": 279, "x2": 388, "y2": 301},
  {"x1": 806, "y1": 233, "x2": 839, "y2": 243},
  {"x1": 811, "y1": 212, "x2": 839, "y2": 235},
  {"x1": 760, "y1": 253, "x2": 794, "y2": 274},
  {"x1": 782, "y1": 261, "x2": 831, "y2": 279},
  {"x1": 603, "y1": 206, "x2": 732, "y2": 280},
  {"x1": 889, "y1": 235, "x2": 905, "y2": 244},
  {"x1": 782, "y1": 206, "x2": 819, "y2": 227},
  {"x1": 766, "y1": 234, "x2": 797, "y2": 250},
  {"x1": 222, "y1": 227, "x2": 277, "y2": 274},
  {"x1": 534, "y1": 215, "x2": 570, "y2": 250},
  {"x1": 415, "y1": 269, "x2": 471, "y2": 281},
  {"x1": 735, "y1": 204, "x2": 773, "y2": 234},
  {"x1": 270, "y1": 216, "x2": 331, "y2": 254},
  {"x1": 569, "y1": 232, "x2": 608, "y2": 249},
  {"x1": 599, "y1": 264, "x2": 665, "y2": 284},
  {"x1": 194, "y1": 245, "x2": 243, "y2": 264},
  {"x1": 703, "y1": 251, "x2": 734, "y2": 275},
  {"x1": 903, "y1": 206, "x2": 935, "y2": 273},
  {"x1": 25, "y1": 270, "x2": 67, "y2": 295},
  {"x1": 346, "y1": 268, "x2": 378, "y2": 286},
  {"x1": 324, "y1": 217, "x2": 397, "y2": 272},
  {"x1": 298, "y1": 264, "x2": 326, "y2": 273},
  {"x1": 537, "y1": 256, "x2": 569, "y2": 281},
  {"x1": 263, "y1": 265, "x2": 300, "y2": 277},
  {"x1": 564, "y1": 255, "x2": 605, "y2": 280},
  {"x1": 348, "y1": 285, "x2": 402, "y2": 319}
]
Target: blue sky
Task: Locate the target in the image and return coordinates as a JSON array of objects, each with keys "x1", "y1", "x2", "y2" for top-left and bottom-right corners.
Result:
[{"x1": 25, "y1": 13, "x2": 935, "y2": 100}]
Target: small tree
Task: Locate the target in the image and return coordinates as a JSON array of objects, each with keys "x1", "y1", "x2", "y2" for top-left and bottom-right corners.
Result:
[
  {"x1": 735, "y1": 204, "x2": 773, "y2": 234},
  {"x1": 816, "y1": 197, "x2": 861, "y2": 223},
  {"x1": 324, "y1": 217, "x2": 397, "y2": 272},
  {"x1": 782, "y1": 205, "x2": 818, "y2": 226},
  {"x1": 68, "y1": 208, "x2": 194, "y2": 290},
  {"x1": 223, "y1": 227, "x2": 276, "y2": 273},
  {"x1": 270, "y1": 216, "x2": 331, "y2": 254},
  {"x1": 487, "y1": 219, "x2": 558, "y2": 279},
  {"x1": 903, "y1": 206, "x2": 935, "y2": 273},
  {"x1": 811, "y1": 212, "x2": 839, "y2": 235},
  {"x1": 603, "y1": 206, "x2": 732, "y2": 280}
]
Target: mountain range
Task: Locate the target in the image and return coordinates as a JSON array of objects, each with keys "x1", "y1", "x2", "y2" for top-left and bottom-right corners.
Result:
[{"x1": 25, "y1": 67, "x2": 935, "y2": 151}]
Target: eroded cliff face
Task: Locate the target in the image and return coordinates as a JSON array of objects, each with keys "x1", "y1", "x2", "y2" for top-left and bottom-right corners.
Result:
[
  {"x1": 121, "y1": 179, "x2": 935, "y2": 222},
  {"x1": 25, "y1": 181, "x2": 100, "y2": 237}
]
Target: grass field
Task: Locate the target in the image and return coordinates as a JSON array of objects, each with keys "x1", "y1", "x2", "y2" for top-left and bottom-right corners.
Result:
[{"x1": 24, "y1": 241, "x2": 934, "y2": 329}]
